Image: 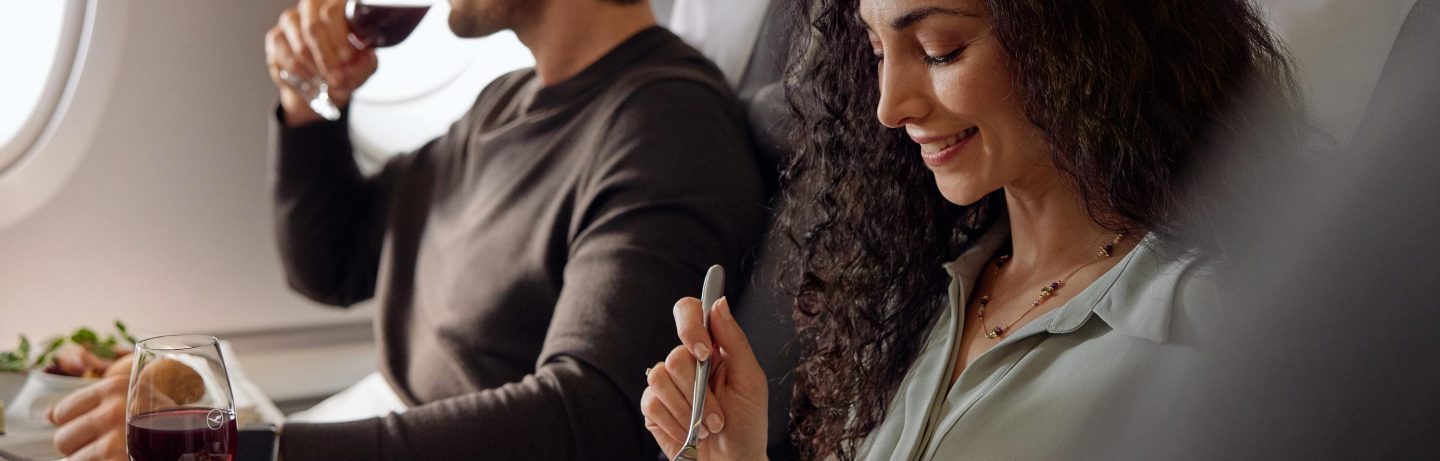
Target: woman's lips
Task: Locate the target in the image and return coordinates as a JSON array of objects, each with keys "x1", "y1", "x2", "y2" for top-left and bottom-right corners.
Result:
[{"x1": 919, "y1": 126, "x2": 978, "y2": 167}]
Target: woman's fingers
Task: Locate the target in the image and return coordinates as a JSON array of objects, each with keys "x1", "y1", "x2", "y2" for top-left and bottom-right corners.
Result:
[
  {"x1": 643, "y1": 409, "x2": 683, "y2": 459},
  {"x1": 699, "y1": 385, "x2": 724, "y2": 435},
  {"x1": 673, "y1": 297, "x2": 714, "y2": 362},
  {"x1": 103, "y1": 357, "x2": 132, "y2": 378},
  {"x1": 647, "y1": 358, "x2": 697, "y2": 438},
  {"x1": 64, "y1": 428, "x2": 124, "y2": 461},
  {"x1": 644, "y1": 422, "x2": 679, "y2": 459},
  {"x1": 52, "y1": 388, "x2": 125, "y2": 456},
  {"x1": 48, "y1": 376, "x2": 124, "y2": 426},
  {"x1": 663, "y1": 345, "x2": 699, "y2": 408},
  {"x1": 641, "y1": 380, "x2": 689, "y2": 446},
  {"x1": 661, "y1": 345, "x2": 728, "y2": 437}
]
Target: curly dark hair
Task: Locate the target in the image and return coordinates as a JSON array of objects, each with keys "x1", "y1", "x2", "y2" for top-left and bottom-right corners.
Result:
[{"x1": 776, "y1": 0, "x2": 1304, "y2": 459}]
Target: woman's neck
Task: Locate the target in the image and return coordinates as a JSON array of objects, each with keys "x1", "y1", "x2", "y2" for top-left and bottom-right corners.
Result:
[{"x1": 1000, "y1": 171, "x2": 1117, "y2": 273}]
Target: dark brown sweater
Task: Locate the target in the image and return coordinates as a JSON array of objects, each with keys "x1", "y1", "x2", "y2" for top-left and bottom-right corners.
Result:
[{"x1": 270, "y1": 27, "x2": 765, "y2": 460}]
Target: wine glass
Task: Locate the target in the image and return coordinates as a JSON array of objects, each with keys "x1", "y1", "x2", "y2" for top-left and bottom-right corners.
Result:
[
  {"x1": 279, "y1": 0, "x2": 432, "y2": 121},
  {"x1": 125, "y1": 335, "x2": 237, "y2": 461}
]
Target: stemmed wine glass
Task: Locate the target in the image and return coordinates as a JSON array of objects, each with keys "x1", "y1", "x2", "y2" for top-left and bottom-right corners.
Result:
[
  {"x1": 279, "y1": 0, "x2": 432, "y2": 120},
  {"x1": 125, "y1": 335, "x2": 237, "y2": 461}
]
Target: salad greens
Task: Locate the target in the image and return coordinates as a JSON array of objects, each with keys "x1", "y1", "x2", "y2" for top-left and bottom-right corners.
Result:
[
  {"x1": 0, "y1": 335, "x2": 33, "y2": 373},
  {"x1": 0, "y1": 320, "x2": 135, "y2": 373}
]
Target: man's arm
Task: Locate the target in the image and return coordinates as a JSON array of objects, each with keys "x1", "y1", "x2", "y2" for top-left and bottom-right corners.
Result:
[
  {"x1": 279, "y1": 79, "x2": 767, "y2": 460},
  {"x1": 270, "y1": 111, "x2": 391, "y2": 306},
  {"x1": 270, "y1": 108, "x2": 481, "y2": 306},
  {"x1": 263, "y1": 0, "x2": 394, "y2": 307}
]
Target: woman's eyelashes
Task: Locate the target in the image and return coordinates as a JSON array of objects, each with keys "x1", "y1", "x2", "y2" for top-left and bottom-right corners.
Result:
[
  {"x1": 922, "y1": 47, "x2": 965, "y2": 66},
  {"x1": 870, "y1": 46, "x2": 965, "y2": 67}
]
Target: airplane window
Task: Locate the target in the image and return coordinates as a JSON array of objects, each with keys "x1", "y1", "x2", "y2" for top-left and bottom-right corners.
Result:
[
  {"x1": 0, "y1": 0, "x2": 85, "y2": 174},
  {"x1": 347, "y1": 2, "x2": 534, "y2": 164}
]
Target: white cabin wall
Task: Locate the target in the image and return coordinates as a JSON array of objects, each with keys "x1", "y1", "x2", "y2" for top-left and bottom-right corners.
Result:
[{"x1": 0, "y1": 0, "x2": 373, "y2": 367}]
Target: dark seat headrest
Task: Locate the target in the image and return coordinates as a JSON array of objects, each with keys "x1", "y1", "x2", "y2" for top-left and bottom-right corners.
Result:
[{"x1": 747, "y1": 82, "x2": 794, "y2": 179}]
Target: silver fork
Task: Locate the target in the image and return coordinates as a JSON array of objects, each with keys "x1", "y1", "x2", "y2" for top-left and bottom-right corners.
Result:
[{"x1": 674, "y1": 265, "x2": 725, "y2": 461}]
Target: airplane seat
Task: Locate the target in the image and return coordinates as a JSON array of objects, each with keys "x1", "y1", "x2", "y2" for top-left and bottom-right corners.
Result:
[
  {"x1": 721, "y1": 2, "x2": 806, "y2": 460},
  {"x1": 727, "y1": 11, "x2": 802, "y2": 460},
  {"x1": 665, "y1": 1, "x2": 803, "y2": 459},
  {"x1": 1353, "y1": 0, "x2": 1437, "y2": 135}
]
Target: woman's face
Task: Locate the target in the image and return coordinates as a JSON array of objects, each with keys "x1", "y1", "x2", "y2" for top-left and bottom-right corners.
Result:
[{"x1": 861, "y1": 0, "x2": 1054, "y2": 205}]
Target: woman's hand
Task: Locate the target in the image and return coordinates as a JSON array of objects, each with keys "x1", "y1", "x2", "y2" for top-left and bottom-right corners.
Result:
[
  {"x1": 48, "y1": 359, "x2": 133, "y2": 461},
  {"x1": 642, "y1": 297, "x2": 770, "y2": 461}
]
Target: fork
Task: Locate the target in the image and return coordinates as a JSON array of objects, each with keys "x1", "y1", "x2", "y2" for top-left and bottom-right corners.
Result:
[{"x1": 673, "y1": 265, "x2": 725, "y2": 461}]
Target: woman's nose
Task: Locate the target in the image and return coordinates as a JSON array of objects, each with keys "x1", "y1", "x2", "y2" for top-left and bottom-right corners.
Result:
[{"x1": 875, "y1": 61, "x2": 931, "y2": 129}]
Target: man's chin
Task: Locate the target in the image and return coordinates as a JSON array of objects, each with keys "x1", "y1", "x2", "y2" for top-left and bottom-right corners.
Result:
[{"x1": 447, "y1": 9, "x2": 508, "y2": 38}]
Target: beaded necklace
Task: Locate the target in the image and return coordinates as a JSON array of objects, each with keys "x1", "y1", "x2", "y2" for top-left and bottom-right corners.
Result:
[{"x1": 977, "y1": 233, "x2": 1125, "y2": 339}]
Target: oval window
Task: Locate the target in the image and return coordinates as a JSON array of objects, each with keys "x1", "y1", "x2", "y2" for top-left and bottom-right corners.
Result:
[
  {"x1": 0, "y1": 0, "x2": 86, "y2": 174},
  {"x1": 347, "y1": 2, "x2": 534, "y2": 162}
]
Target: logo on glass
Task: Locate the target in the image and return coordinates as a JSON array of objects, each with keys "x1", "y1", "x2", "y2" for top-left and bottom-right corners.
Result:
[{"x1": 206, "y1": 409, "x2": 225, "y2": 431}]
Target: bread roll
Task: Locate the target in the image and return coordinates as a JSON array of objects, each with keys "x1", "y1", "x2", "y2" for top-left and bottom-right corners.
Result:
[{"x1": 138, "y1": 358, "x2": 205, "y2": 405}]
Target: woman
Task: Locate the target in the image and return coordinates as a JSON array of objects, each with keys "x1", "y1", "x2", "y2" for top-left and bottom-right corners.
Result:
[{"x1": 641, "y1": 0, "x2": 1303, "y2": 459}]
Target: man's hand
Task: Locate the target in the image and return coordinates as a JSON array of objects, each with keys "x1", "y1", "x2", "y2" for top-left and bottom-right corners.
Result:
[
  {"x1": 48, "y1": 359, "x2": 132, "y2": 461},
  {"x1": 264, "y1": 0, "x2": 379, "y2": 126}
]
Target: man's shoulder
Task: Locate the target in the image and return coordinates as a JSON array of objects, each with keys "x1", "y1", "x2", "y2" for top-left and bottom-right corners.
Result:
[
  {"x1": 603, "y1": 31, "x2": 739, "y2": 113},
  {"x1": 604, "y1": 72, "x2": 740, "y2": 135}
]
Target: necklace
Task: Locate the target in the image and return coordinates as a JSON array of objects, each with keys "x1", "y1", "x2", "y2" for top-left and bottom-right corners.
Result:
[{"x1": 976, "y1": 233, "x2": 1125, "y2": 339}]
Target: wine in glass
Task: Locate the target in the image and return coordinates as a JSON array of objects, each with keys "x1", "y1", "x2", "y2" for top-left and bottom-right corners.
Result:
[
  {"x1": 125, "y1": 335, "x2": 238, "y2": 461},
  {"x1": 280, "y1": 0, "x2": 432, "y2": 120}
]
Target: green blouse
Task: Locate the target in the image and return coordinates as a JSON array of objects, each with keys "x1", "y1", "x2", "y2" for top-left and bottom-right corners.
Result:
[{"x1": 856, "y1": 221, "x2": 1220, "y2": 460}]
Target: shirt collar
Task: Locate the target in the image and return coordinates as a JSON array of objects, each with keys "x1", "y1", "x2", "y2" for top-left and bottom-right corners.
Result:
[
  {"x1": 530, "y1": 26, "x2": 674, "y2": 110},
  {"x1": 942, "y1": 219, "x2": 1011, "y2": 290},
  {"x1": 943, "y1": 223, "x2": 1191, "y2": 344},
  {"x1": 1046, "y1": 232, "x2": 1198, "y2": 343}
]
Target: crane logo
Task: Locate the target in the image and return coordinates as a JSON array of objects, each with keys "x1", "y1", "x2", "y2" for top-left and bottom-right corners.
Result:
[{"x1": 206, "y1": 409, "x2": 226, "y2": 430}]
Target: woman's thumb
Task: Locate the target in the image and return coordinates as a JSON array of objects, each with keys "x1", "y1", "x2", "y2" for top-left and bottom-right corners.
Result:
[{"x1": 710, "y1": 297, "x2": 762, "y2": 377}]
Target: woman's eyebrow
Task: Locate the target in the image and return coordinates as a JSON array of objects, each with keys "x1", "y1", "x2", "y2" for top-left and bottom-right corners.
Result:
[
  {"x1": 887, "y1": 6, "x2": 978, "y2": 30},
  {"x1": 857, "y1": 5, "x2": 979, "y2": 32}
]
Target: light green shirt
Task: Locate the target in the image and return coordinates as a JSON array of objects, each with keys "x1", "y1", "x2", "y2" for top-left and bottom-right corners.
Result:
[{"x1": 856, "y1": 221, "x2": 1220, "y2": 460}]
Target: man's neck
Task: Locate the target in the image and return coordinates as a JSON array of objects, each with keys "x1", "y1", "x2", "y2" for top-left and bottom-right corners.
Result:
[{"x1": 514, "y1": 1, "x2": 658, "y2": 86}]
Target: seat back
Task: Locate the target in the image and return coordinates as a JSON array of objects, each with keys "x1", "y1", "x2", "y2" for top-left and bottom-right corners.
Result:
[
  {"x1": 726, "y1": 1, "x2": 802, "y2": 459},
  {"x1": 661, "y1": 2, "x2": 803, "y2": 458}
]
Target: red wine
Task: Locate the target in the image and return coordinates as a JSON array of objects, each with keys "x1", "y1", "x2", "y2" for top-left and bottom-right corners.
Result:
[
  {"x1": 348, "y1": 4, "x2": 431, "y2": 48},
  {"x1": 127, "y1": 408, "x2": 237, "y2": 461}
]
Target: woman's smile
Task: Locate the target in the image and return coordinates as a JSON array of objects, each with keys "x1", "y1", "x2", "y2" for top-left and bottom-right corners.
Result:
[{"x1": 914, "y1": 126, "x2": 979, "y2": 167}]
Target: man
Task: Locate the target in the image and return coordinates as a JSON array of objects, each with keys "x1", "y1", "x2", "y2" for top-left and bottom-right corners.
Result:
[{"x1": 47, "y1": 0, "x2": 765, "y2": 458}]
